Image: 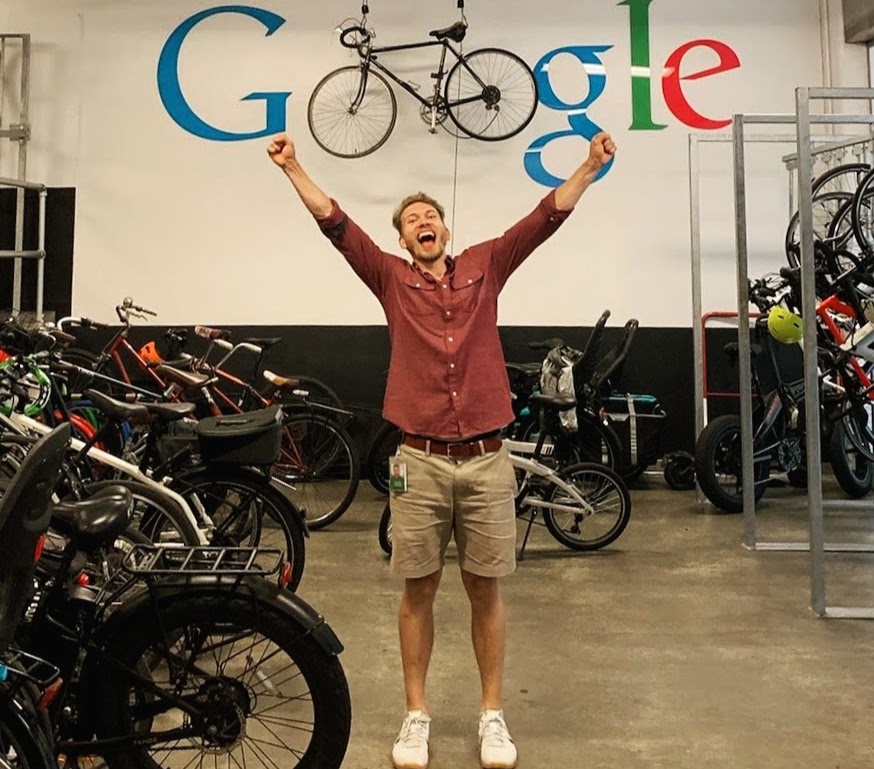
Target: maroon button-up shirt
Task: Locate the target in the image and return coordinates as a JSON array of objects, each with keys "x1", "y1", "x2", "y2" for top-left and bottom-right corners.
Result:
[{"x1": 316, "y1": 190, "x2": 571, "y2": 440}]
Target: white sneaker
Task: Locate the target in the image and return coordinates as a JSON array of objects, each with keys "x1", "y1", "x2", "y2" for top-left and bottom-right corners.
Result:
[
  {"x1": 392, "y1": 710, "x2": 431, "y2": 769},
  {"x1": 478, "y1": 709, "x2": 518, "y2": 769}
]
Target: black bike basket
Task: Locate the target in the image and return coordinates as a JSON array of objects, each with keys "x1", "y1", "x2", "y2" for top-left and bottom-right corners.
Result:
[
  {"x1": 195, "y1": 405, "x2": 282, "y2": 465},
  {"x1": 603, "y1": 393, "x2": 665, "y2": 467}
]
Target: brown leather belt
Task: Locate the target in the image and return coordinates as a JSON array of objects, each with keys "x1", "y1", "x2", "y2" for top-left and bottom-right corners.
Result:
[{"x1": 402, "y1": 434, "x2": 503, "y2": 458}]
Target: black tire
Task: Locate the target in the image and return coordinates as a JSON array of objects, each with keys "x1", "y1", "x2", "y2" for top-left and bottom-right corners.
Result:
[
  {"x1": 276, "y1": 413, "x2": 361, "y2": 531},
  {"x1": 851, "y1": 166, "x2": 874, "y2": 252},
  {"x1": 307, "y1": 65, "x2": 397, "y2": 158},
  {"x1": 664, "y1": 452, "x2": 696, "y2": 491},
  {"x1": 96, "y1": 590, "x2": 351, "y2": 769},
  {"x1": 82, "y1": 479, "x2": 201, "y2": 546},
  {"x1": 829, "y1": 420, "x2": 873, "y2": 498},
  {"x1": 171, "y1": 468, "x2": 306, "y2": 591},
  {"x1": 365, "y1": 422, "x2": 402, "y2": 495},
  {"x1": 784, "y1": 191, "x2": 854, "y2": 266},
  {"x1": 378, "y1": 501, "x2": 392, "y2": 556},
  {"x1": 543, "y1": 462, "x2": 631, "y2": 551},
  {"x1": 811, "y1": 162, "x2": 871, "y2": 196},
  {"x1": 694, "y1": 415, "x2": 768, "y2": 514},
  {"x1": 444, "y1": 47, "x2": 538, "y2": 141}
]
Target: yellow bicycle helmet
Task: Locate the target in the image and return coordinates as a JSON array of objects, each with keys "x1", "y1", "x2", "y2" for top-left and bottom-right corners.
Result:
[{"x1": 767, "y1": 305, "x2": 803, "y2": 345}]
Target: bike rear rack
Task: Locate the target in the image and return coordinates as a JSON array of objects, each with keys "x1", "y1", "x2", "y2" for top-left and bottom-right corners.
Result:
[
  {"x1": 122, "y1": 545, "x2": 283, "y2": 577},
  {"x1": 0, "y1": 647, "x2": 60, "y2": 687}
]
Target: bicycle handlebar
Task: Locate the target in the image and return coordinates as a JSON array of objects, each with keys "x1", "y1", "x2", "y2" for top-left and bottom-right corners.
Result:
[
  {"x1": 339, "y1": 25, "x2": 371, "y2": 48},
  {"x1": 57, "y1": 316, "x2": 110, "y2": 332}
]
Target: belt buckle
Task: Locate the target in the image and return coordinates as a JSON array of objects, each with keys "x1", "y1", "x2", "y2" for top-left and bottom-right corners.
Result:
[{"x1": 446, "y1": 441, "x2": 466, "y2": 458}]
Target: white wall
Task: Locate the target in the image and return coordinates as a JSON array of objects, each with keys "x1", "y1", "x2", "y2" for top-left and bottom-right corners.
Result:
[{"x1": 2, "y1": 0, "x2": 870, "y2": 326}]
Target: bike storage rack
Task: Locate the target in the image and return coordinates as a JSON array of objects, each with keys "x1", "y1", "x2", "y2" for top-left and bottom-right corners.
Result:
[
  {"x1": 725, "y1": 91, "x2": 874, "y2": 618},
  {"x1": 0, "y1": 33, "x2": 49, "y2": 322}
]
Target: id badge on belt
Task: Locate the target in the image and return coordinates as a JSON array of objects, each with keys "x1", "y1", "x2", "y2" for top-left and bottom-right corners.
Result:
[{"x1": 388, "y1": 455, "x2": 408, "y2": 493}]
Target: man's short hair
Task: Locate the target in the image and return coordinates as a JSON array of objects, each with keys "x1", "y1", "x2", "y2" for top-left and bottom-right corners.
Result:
[{"x1": 392, "y1": 192, "x2": 445, "y2": 234}]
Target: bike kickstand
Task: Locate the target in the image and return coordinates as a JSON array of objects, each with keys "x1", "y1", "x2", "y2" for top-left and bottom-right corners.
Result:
[{"x1": 518, "y1": 512, "x2": 536, "y2": 561}]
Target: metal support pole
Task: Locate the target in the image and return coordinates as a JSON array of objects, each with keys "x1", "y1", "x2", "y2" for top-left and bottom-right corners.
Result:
[
  {"x1": 731, "y1": 116, "x2": 758, "y2": 549},
  {"x1": 36, "y1": 188, "x2": 46, "y2": 321},
  {"x1": 795, "y1": 88, "x2": 828, "y2": 616},
  {"x1": 688, "y1": 134, "x2": 705, "y2": 504}
]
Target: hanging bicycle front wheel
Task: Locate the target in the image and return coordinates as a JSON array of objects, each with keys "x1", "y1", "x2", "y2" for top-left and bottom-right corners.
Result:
[
  {"x1": 307, "y1": 66, "x2": 397, "y2": 158},
  {"x1": 444, "y1": 48, "x2": 537, "y2": 141}
]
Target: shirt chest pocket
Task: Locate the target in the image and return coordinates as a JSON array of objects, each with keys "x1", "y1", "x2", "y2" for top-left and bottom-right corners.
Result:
[
  {"x1": 453, "y1": 269, "x2": 485, "y2": 314},
  {"x1": 401, "y1": 276, "x2": 440, "y2": 316}
]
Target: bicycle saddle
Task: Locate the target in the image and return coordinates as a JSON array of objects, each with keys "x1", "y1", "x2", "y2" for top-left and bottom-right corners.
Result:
[
  {"x1": 84, "y1": 388, "x2": 150, "y2": 423},
  {"x1": 156, "y1": 364, "x2": 211, "y2": 389},
  {"x1": 723, "y1": 342, "x2": 763, "y2": 360},
  {"x1": 528, "y1": 337, "x2": 565, "y2": 352},
  {"x1": 241, "y1": 336, "x2": 282, "y2": 350},
  {"x1": 429, "y1": 21, "x2": 467, "y2": 43},
  {"x1": 51, "y1": 485, "x2": 133, "y2": 552},
  {"x1": 144, "y1": 401, "x2": 196, "y2": 422},
  {"x1": 505, "y1": 362, "x2": 541, "y2": 375},
  {"x1": 529, "y1": 392, "x2": 577, "y2": 412}
]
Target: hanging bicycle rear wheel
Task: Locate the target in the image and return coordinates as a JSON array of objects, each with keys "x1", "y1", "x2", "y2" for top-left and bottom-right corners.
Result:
[
  {"x1": 307, "y1": 66, "x2": 397, "y2": 158},
  {"x1": 444, "y1": 48, "x2": 537, "y2": 141}
]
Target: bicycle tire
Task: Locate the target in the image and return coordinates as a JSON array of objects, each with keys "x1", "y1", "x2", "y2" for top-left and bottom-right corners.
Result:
[
  {"x1": 811, "y1": 162, "x2": 871, "y2": 197},
  {"x1": 444, "y1": 47, "x2": 537, "y2": 141},
  {"x1": 82, "y1": 479, "x2": 201, "y2": 546},
  {"x1": 365, "y1": 421, "x2": 402, "y2": 495},
  {"x1": 784, "y1": 191, "x2": 854, "y2": 267},
  {"x1": 171, "y1": 467, "x2": 306, "y2": 591},
  {"x1": 307, "y1": 65, "x2": 397, "y2": 158},
  {"x1": 95, "y1": 590, "x2": 351, "y2": 769},
  {"x1": 276, "y1": 412, "x2": 361, "y2": 531},
  {"x1": 378, "y1": 501, "x2": 392, "y2": 555},
  {"x1": 693, "y1": 415, "x2": 768, "y2": 514},
  {"x1": 851, "y1": 166, "x2": 874, "y2": 252},
  {"x1": 828, "y1": 420, "x2": 873, "y2": 498},
  {"x1": 543, "y1": 462, "x2": 631, "y2": 551}
]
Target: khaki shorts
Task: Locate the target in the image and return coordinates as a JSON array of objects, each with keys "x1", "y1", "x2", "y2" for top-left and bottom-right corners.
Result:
[{"x1": 389, "y1": 443, "x2": 517, "y2": 579}]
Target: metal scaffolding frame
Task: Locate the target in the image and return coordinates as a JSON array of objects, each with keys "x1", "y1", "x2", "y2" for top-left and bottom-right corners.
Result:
[
  {"x1": 0, "y1": 33, "x2": 47, "y2": 321},
  {"x1": 688, "y1": 131, "x2": 830, "y2": 505},
  {"x1": 794, "y1": 87, "x2": 874, "y2": 617}
]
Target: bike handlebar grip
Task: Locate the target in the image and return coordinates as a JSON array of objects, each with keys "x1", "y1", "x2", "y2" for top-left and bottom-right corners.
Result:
[
  {"x1": 50, "y1": 329, "x2": 77, "y2": 344},
  {"x1": 214, "y1": 338, "x2": 234, "y2": 351},
  {"x1": 339, "y1": 26, "x2": 369, "y2": 48}
]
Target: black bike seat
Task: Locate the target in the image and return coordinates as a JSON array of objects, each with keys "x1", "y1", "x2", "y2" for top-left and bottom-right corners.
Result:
[
  {"x1": 505, "y1": 362, "x2": 541, "y2": 375},
  {"x1": 528, "y1": 337, "x2": 565, "y2": 352},
  {"x1": 241, "y1": 337, "x2": 282, "y2": 350},
  {"x1": 84, "y1": 389, "x2": 150, "y2": 422},
  {"x1": 51, "y1": 485, "x2": 133, "y2": 551},
  {"x1": 723, "y1": 342, "x2": 763, "y2": 359},
  {"x1": 144, "y1": 401, "x2": 196, "y2": 422},
  {"x1": 529, "y1": 392, "x2": 577, "y2": 412},
  {"x1": 429, "y1": 21, "x2": 467, "y2": 43}
]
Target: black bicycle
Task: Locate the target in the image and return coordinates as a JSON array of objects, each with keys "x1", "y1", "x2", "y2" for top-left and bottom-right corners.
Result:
[{"x1": 307, "y1": 1, "x2": 538, "y2": 158}]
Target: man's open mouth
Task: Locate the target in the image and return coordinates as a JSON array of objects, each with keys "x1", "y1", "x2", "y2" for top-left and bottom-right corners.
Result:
[{"x1": 417, "y1": 232, "x2": 436, "y2": 245}]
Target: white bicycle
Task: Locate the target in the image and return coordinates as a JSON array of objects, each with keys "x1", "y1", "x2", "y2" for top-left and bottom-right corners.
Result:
[{"x1": 378, "y1": 393, "x2": 632, "y2": 557}]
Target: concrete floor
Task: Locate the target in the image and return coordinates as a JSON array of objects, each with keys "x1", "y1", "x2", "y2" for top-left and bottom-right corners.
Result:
[{"x1": 294, "y1": 473, "x2": 874, "y2": 769}]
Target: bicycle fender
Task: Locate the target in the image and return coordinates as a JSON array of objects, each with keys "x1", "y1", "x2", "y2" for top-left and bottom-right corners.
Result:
[{"x1": 94, "y1": 575, "x2": 344, "y2": 657}]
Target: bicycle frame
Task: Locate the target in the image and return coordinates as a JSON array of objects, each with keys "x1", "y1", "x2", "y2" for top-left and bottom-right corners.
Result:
[
  {"x1": 355, "y1": 36, "x2": 489, "y2": 114},
  {"x1": 1, "y1": 411, "x2": 208, "y2": 545}
]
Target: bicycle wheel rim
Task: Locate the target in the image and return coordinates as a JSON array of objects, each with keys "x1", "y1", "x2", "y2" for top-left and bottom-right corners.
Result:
[
  {"x1": 545, "y1": 463, "x2": 630, "y2": 550},
  {"x1": 445, "y1": 48, "x2": 537, "y2": 141},
  {"x1": 275, "y1": 415, "x2": 360, "y2": 529},
  {"x1": 307, "y1": 66, "x2": 397, "y2": 159}
]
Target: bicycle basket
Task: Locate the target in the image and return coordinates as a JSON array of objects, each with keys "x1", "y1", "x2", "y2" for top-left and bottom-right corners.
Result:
[{"x1": 195, "y1": 405, "x2": 282, "y2": 465}]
